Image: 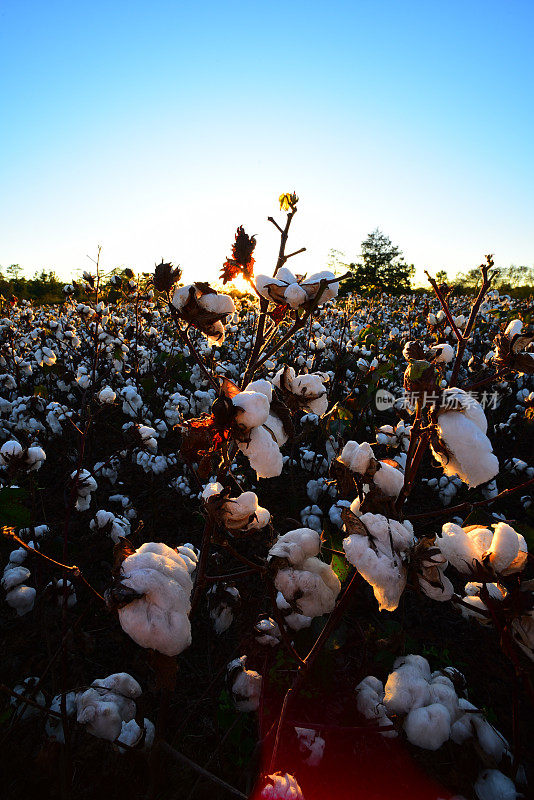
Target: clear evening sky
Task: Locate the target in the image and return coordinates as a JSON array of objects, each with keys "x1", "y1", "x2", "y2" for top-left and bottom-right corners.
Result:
[{"x1": 1, "y1": 1, "x2": 533, "y2": 284}]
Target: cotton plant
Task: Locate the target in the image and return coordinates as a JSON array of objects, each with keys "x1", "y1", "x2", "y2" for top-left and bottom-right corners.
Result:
[
  {"x1": 268, "y1": 528, "x2": 341, "y2": 625},
  {"x1": 227, "y1": 656, "x2": 262, "y2": 712},
  {"x1": 106, "y1": 541, "x2": 196, "y2": 657}
]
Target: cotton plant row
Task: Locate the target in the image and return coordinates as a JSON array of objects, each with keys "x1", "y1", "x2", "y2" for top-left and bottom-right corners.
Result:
[{"x1": 1, "y1": 199, "x2": 533, "y2": 800}]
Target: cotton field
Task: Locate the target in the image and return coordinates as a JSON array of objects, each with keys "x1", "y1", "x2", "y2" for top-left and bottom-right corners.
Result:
[{"x1": 1, "y1": 196, "x2": 533, "y2": 800}]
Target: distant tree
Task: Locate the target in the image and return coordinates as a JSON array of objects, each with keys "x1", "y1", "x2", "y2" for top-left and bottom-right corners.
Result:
[
  {"x1": 435, "y1": 269, "x2": 448, "y2": 284},
  {"x1": 342, "y1": 229, "x2": 414, "y2": 295}
]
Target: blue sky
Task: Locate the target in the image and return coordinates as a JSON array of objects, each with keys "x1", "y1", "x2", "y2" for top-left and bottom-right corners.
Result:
[{"x1": 1, "y1": 0, "x2": 533, "y2": 284}]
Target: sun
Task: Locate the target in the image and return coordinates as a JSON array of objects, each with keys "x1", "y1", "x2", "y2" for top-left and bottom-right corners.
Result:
[{"x1": 232, "y1": 275, "x2": 254, "y2": 295}]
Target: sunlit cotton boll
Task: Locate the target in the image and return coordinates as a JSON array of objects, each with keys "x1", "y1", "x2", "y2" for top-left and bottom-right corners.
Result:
[
  {"x1": 260, "y1": 772, "x2": 304, "y2": 799},
  {"x1": 98, "y1": 386, "x2": 116, "y2": 403},
  {"x1": 237, "y1": 424, "x2": 283, "y2": 479},
  {"x1": 430, "y1": 389, "x2": 498, "y2": 488}
]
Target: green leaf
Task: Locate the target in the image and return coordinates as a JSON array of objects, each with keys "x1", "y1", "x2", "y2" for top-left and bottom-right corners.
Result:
[
  {"x1": 330, "y1": 552, "x2": 351, "y2": 582},
  {"x1": 0, "y1": 488, "x2": 31, "y2": 527}
]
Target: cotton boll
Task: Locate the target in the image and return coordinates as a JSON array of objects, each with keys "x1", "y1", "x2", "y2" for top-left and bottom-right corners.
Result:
[
  {"x1": 2, "y1": 565, "x2": 30, "y2": 591},
  {"x1": 339, "y1": 440, "x2": 375, "y2": 474},
  {"x1": 276, "y1": 591, "x2": 313, "y2": 630},
  {"x1": 268, "y1": 528, "x2": 321, "y2": 566},
  {"x1": 76, "y1": 673, "x2": 141, "y2": 741},
  {"x1": 264, "y1": 413, "x2": 288, "y2": 446},
  {"x1": 504, "y1": 319, "x2": 523, "y2": 339},
  {"x1": 474, "y1": 769, "x2": 518, "y2": 800},
  {"x1": 232, "y1": 390, "x2": 270, "y2": 430},
  {"x1": 437, "y1": 523, "x2": 482, "y2": 573},
  {"x1": 431, "y1": 409, "x2": 499, "y2": 488},
  {"x1": 295, "y1": 727, "x2": 325, "y2": 766},
  {"x1": 202, "y1": 481, "x2": 224, "y2": 501},
  {"x1": 197, "y1": 292, "x2": 235, "y2": 315},
  {"x1": 260, "y1": 772, "x2": 304, "y2": 799},
  {"x1": 255, "y1": 617, "x2": 281, "y2": 646},
  {"x1": 403, "y1": 703, "x2": 452, "y2": 750},
  {"x1": 429, "y1": 343, "x2": 455, "y2": 363},
  {"x1": 428, "y1": 681, "x2": 459, "y2": 719},
  {"x1": 0, "y1": 440, "x2": 23, "y2": 463},
  {"x1": 383, "y1": 668, "x2": 432, "y2": 715},
  {"x1": 6, "y1": 584, "x2": 36, "y2": 615},
  {"x1": 487, "y1": 523, "x2": 525, "y2": 574},
  {"x1": 245, "y1": 379, "x2": 273, "y2": 402},
  {"x1": 373, "y1": 462, "x2": 405, "y2": 497},
  {"x1": 229, "y1": 658, "x2": 262, "y2": 712},
  {"x1": 116, "y1": 542, "x2": 193, "y2": 657},
  {"x1": 117, "y1": 718, "x2": 155, "y2": 750},
  {"x1": 392, "y1": 655, "x2": 432, "y2": 680},
  {"x1": 238, "y1": 425, "x2": 283, "y2": 478},
  {"x1": 284, "y1": 283, "x2": 308, "y2": 308},
  {"x1": 98, "y1": 386, "x2": 116, "y2": 403}
]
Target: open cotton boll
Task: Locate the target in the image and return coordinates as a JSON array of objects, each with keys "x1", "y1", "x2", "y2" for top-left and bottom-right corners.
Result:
[
  {"x1": 343, "y1": 513, "x2": 414, "y2": 611},
  {"x1": 255, "y1": 617, "x2": 281, "y2": 646},
  {"x1": 276, "y1": 591, "x2": 313, "y2": 630},
  {"x1": 431, "y1": 406, "x2": 498, "y2": 488},
  {"x1": 428, "y1": 681, "x2": 460, "y2": 720},
  {"x1": 177, "y1": 544, "x2": 198, "y2": 573},
  {"x1": 373, "y1": 462, "x2": 405, "y2": 497},
  {"x1": 295, "y1": 727, "x2": 326, "y2": 767},
  {"x1": 284, "y1": 283, "x2": 308, "y2": 308},
  {"x1": 232, "y1": 390, "x2": 270, "y2": 430},
  {"x1": 229, "y1": 658, "x2": 262, "y2": 712},
  {"x1": 244, "y1": 379, "x2": 273, "y2": 402},
  {"x1": 76, "y1": 673, "x2": 141, "y2": 741},
  {"x1": 437, "y1": 523, "x2": 487, "y2": 573},
  {"x1": 487, "y1": 523, "x2": 526, "y2": 574},
  {"x1": 237, "y1": 425, "x2": 283, "y2": 478},
  {"x1": 268, "y1": 528, "x2": 321, "y2": 566},
  {"x1": 429, "y1": 343, "x2": 455, "y2": 363},
  {"x1": 26, "y1": 446, "x2": 46, "y2": 471},
  {"x1": 6, "y1": 584, "x2": 36, "y2": 615},
  {"x1": 474, "y1": 770, "x2": 518, "y2": 800},
  {"x1": 2, "y1": 565, "x2": 30, "y2": 591},
  {"x1": 504, "y1": 319, "x2": 523, "y2": 339},
  {"x1": 98, "y1": 386, "x2": 116, "y2": 403},
  {"x1": 197, "y1": 292, "x2": 235, "y2": 315},
  {"x1": 202, "y1": 481, "x2": 224, "y2": 501},
  {"x1": 275, "y1": 560, "x2": 340, "y2": 618},
  {"x1": 383, "y1": 667, "x2": 432, "y2": 715},
  {"x1": 0, "y1": 440, "x2": 23, "y2": 463},
  {"x1": 339, "y1": 440, "x2": 375, "y2": 474},
  {"x1": 393, "y1": 654, "x2": 432, "y2": 678},
  {"x1": 403, "y1": 703, "x2": 452, "y2": 750},
  {"x1": 116, "y1": 542, "x2": 193, "y2": 657},
  {"x1": 355, "y1": 675, "x2": 396, "y2": 735},
  {"x1": 264, "y1": 413, "x2": 288, "y2": 446},
  {"x1": 117, "y1": 718, "x2": 155, "y2": 750},
  {"x1": 171, "y1": 285, "x2": 194, "y2": 310},
  {"x1": 302, "y1": 270, "x2": 339, "y2": 302},
  {"x1": 260, "y1": 772, "x2": 304, "y2": 800}
]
